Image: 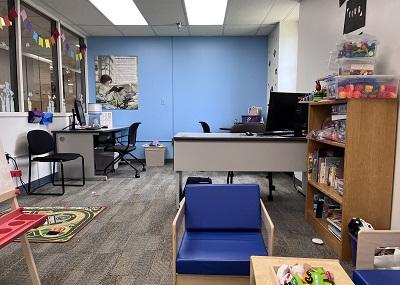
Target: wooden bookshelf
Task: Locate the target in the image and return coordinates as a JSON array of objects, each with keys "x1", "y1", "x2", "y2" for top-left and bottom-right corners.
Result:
[
  {"x1": 308, "y1": 180, "x2": 343, "y2": 204},
  {"x1": 308, "y1": 138, "x2": 345, "y2": 148},
  {"x1": 305, "y1": 99, "x2": 398, "y2": 260}
]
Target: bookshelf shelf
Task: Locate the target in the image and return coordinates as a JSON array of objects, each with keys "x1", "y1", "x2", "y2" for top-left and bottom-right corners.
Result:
[
  {"x1": 299, "y1": 99, "x2": 347, "y2": 106},
  {"x1": 305, "y1": 99, "x2": 398, "y2": 260},
  {"x1": 308, "y1": 138, "x2": 345, "y2": 148},
  {"x1": 308, "y1": 180, "x2": 343, "y2": 204}
]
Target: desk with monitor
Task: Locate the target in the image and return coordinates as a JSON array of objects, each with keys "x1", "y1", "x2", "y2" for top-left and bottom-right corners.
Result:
[
  {"x1": 173, "y1": 132, "x2": 307, "y2": 207},
  {"x1": 53, "y1": 126, "x2": 129, "y2": 180}
]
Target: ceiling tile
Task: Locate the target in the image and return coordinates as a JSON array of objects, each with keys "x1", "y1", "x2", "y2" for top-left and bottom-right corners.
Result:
[
  {"x1": 36, "y1": 0, "x2": 113, "y2": 25},
  {"x1": 153, "y1": 25, "x2": 190, "y2": 36},
  {"x1": 189, "y1": 26, "x2": 223, "y2": 36},
  {"x1": 117, "y1": 26, "x2": 156, "y2": 36},
  {"x1": 256, "y1": 24, "x2": 276, "y2": 35},
  {"x1": 223, "y1": 25, "x2": 260, "y2": 36},
  {"x1": 284, "y1": 3, "x2": 300, "y2": 21},
  {"x1": 79, "y1": 25, "x2": 123, "y2": 36},
  {"x1": 134, "y1": 0, "x2": 188, "y2": 25},
  {"x1": 225, "y1": 0, "x2": 274, "y2": 25},
  {"x1": 263, "y1": 0, "x2": 298, "y2": 24}
]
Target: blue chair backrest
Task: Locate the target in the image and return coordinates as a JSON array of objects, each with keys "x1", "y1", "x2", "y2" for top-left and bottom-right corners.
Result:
[{"x1": 185, "y1": 184, "x2": 261, "y2": 231}]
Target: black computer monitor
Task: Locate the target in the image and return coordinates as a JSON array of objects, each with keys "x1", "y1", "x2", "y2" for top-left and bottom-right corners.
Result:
[
  {"x1": 74, "y1": 99, "x2": 86, "y2": 127},
  {"x1": 265, "y1": 92, "x2": 309, "y2": 136}
]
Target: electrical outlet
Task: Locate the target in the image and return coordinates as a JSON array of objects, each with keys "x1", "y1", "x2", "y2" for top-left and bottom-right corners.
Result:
[{"x1": 161, "y1": 98, "x2": 166, "y2": 105}]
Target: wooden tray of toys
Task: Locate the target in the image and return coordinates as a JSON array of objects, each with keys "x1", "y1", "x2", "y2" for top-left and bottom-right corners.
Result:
[
  {"x1": 250, "y1": 256, "x2": 354, "y2": 285},
  {"x1": 0, "y1": 207, "x2": 47, "y2": 249}
]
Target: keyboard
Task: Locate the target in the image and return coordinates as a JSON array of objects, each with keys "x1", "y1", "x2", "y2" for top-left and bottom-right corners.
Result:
[
  {"x1": 259, "y1": 130, "x2": 294, "y2": 136},
  {"x1": 75, "y1": 126, "x2": 101, "y2": 131}
]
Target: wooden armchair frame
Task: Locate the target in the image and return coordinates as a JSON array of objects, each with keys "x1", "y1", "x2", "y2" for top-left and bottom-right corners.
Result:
[
  {"x1": 172, "y1": 198, "x2": 275, "y2": 285},
  {"x1": 356, "y1": 230, "x2": 400, "y2": 270}
]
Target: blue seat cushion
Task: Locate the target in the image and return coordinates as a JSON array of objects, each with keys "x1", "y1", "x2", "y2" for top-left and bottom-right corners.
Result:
[
  {"x1": 185, "y1": 184, "x2": 261, "y2": 231},
  {"x1": 353, "y1": 270, "x2": 400, "y2": 285},
  {"x1": 176, "y1": 231, "x2": 267, "y2": 276}
]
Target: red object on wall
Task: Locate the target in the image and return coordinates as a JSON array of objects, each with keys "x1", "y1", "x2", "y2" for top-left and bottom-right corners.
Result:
[{"x1": 10, "y1": 170, "x2": 22, "y2": 177}]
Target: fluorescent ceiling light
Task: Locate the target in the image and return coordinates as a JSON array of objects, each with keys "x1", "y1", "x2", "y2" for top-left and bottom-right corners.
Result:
[
  {"x1": 185, "y1": 0, "x2": 228, "y2": 25},
  {"x1": 89, "y1": 0, "x2": 147, "y2": 25}
]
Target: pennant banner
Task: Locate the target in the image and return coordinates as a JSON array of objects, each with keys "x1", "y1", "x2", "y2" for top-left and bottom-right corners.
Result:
[{"x1": 0, "y1": 7, "x2": 86, "y2": 61}]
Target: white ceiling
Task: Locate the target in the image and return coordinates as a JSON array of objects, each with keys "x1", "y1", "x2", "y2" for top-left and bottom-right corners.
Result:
[{"x1": 30, "y1": 0, "x2": 300, "y2": 37}]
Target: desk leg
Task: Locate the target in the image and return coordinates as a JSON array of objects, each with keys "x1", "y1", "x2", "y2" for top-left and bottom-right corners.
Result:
[
  {"x1": 177, "y1": 171, "x2": 182, "y2": 209},
  {"x1": 300, "y1": 172, "x2": 307, "y2": 196},
  {"x1": 267, "y1": 172, "x2": 274, "y2": 201},
  {"x1": 250, "y1": 260, "x2": 256, "y2": 285}
]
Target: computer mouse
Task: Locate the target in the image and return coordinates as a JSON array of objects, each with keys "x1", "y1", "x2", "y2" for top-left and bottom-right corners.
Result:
[{"x1": 245, "y1": 131, "x2": 254, "y2": 136}]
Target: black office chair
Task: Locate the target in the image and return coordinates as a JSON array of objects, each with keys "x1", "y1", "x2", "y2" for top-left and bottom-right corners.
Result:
[
  {"x1": 103, "y1": 122, "x2": 145, "y2": 178},
  {"x1": 199, "y1": 121, "x2": 210, "y2": 133},
  {"x1": 27, "y1": 130, "x2": 85, "y2": 195}
]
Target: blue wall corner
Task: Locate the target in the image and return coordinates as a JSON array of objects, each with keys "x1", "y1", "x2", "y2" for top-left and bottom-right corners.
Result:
[{"x1": 87, "y1": 36, "x2": 268, "y2": 159}]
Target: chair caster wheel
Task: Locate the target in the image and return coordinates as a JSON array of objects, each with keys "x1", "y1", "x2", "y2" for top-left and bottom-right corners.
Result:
[
  {"x1": 142, "y1": 167, "x2": 146, "y2": 171},
  {"x1": 135, "y1": 173, "x2": 140, "y2": 178}
]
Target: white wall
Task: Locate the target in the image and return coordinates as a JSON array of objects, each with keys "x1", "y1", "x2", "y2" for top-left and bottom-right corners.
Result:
[
  {"x1": 278, "y1": 21, "x2": 299, "y2": 92},
  {"x1": 297, "y1": 0, "x2": 400, "y2": 229},
  {"x1": 267, "y1": 24, "x2": 280, "y2": 99},
  {"x1": 0, "y1": 114, "x2": 69, "y2": 188}
]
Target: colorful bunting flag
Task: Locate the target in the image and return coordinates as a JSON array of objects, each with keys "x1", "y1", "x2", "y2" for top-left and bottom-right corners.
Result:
[
  {"x1": 38, "y1": 37, "x2": 43, "y2": 47},
  {"x1": 60, "y1": 33, "x2": 66, "y2": 42},
  {"x1": 20, "y1": 9, "x2": 27, "y2": 22},
  {"x1": 50, "y1": 36, "x2": 56, "y2": 45},
  {"x1": 75, "y1": 53, "x2": 79, "y2": 61},
  {"x1": 0, "y1": 17, "x2": 4, "y2": 30},
  {"x1": 65, "y1": 43, "x2": 70, "y2": 51},
  {"x1": 32, "y1": 31, "x2": 38, "y2": 42},
  {"x1": 45, "y1": 39, "x2": 50, "y2": 48},
  {"x1": 53, "y1": 29, "x2": 60, "y2": 38},
  {"x1": 9, "y1": 7, "x2": 18, "y2": 20},
  {"x1": 25, "y1": 21, "x2": 32, "y2": 32},
  {"x1": 78, "y1": 52, "x2": 83, "y2": 60},
  {"x1": 4, "y1": 16, "x2": 10, "y2": 27}
]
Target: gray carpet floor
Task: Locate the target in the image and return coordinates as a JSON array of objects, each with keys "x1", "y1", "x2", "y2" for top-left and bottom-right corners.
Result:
[{"x1": 0, "y1": 163, "x2": 352, "y2": 285}]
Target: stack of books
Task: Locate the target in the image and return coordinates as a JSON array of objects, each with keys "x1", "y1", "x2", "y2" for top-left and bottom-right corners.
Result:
[
  {"x1": 327, "y1": 211, "x2": 342, "y2": 241},
  {"x1": 308, "y1": 148, "x2": 344, "y2": 194}
]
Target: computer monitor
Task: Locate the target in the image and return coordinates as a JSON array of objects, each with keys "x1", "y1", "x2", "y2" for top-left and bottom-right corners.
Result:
[
  {"x1": 74, "y1": 99, "x2": 86, "y2": 127},
  {"x1": 265, "y1": 92, "x2": 309, "y2": 136}
]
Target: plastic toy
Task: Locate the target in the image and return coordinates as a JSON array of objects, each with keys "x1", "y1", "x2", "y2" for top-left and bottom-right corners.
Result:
[{"x1": 277, "y1": 264, "x2": 335, "y2": 285}]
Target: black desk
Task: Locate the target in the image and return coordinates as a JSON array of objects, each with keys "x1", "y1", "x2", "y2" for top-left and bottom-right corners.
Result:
[{"x1": 53, "y1": 126, "x2": 129, "y2": 180}]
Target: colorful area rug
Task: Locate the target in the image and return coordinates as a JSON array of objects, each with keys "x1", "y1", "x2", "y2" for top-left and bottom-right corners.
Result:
[{"x1": 14, "y1": 206, "x2": 105, "y2": 243}]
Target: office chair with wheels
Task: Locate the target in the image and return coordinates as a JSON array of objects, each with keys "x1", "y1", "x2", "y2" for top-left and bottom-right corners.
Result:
[
  {"x1": 103, "y1": 122, "x2": 145, "y2": 178},
  {"x1": 199, "y1": 121, "x2": 210, "y2": 133},
  {"x1": 27, "y1": 130, "x2": 85, "y2": 195}
]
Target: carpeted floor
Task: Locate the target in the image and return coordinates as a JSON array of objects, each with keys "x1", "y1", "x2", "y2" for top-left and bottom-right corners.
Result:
[{"x1": 0, "y1": 163, "x2": 352, "y2": 285}]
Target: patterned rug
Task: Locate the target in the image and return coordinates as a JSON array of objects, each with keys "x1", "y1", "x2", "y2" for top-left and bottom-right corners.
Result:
[{"x1": 17, "y1": 206, "x2": 106, "y2": 243}]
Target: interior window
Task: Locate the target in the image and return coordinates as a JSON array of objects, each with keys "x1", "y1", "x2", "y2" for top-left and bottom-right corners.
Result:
[
  {"x1": 61, "y1": 27, "x2": 86, "y2": 113},
  {"x1": 21, "y1": 3, "x2": 59, "y2": 112},
  {"x1": 0, "y1": 0, "x2": 18, "y2": 112}
]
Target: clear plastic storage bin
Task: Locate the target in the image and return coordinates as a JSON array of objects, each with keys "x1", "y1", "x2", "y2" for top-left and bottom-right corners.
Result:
[
  {"x1": 328, "y1": 75, "x2": 399, "y2": 99},
  {"x1": 337, "y1": 34, "x2": 378, "y2": 58},
  {"x1": 338, "y1": 58, "x2": 375, "y2": 76}
]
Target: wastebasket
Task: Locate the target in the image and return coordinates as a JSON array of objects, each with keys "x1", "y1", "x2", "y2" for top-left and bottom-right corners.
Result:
[{"x1": 143, "y1": 144, "x2": 166, "y2": 166}]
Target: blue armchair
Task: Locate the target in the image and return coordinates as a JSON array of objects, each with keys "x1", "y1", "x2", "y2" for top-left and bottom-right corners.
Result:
[
  {"x1": 353, "y1": 230, "x2": 400, "y2": 285},
  {"x1": 172, "y1": 184, "x2": 274, "y2": 285}
]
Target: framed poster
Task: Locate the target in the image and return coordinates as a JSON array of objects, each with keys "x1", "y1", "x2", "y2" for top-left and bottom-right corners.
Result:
[{"x1": 95, "y1": 56, "x2": 139, "y2": 110}]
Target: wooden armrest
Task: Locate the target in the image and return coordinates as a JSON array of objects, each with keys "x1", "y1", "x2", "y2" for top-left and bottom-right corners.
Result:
[
  {"x1": 356, "y1": 230, "x2": 400, "y2": 269},
  {"x1": 172, "y1": 198, "x2": 185, "y2": 284},
  {"x1": 260, "y1": 199, "x2": 275, "y2": 256}
]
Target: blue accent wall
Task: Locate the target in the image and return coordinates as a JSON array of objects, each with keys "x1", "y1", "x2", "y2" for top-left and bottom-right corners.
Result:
[{"x1": 87, "y1": 37, "x2": 267, "y2": 159}]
